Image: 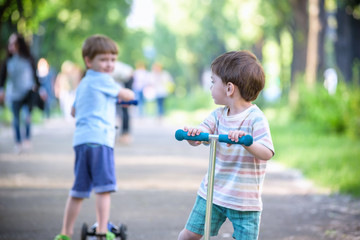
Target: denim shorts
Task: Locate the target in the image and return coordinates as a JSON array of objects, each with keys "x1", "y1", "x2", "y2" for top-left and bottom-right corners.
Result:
[
  {"x1": 185, "y1": 196, "x2": 261, "y2": 240},
  {"x1": 70, "y1": 143, "x2": 117, "y2": 198}
]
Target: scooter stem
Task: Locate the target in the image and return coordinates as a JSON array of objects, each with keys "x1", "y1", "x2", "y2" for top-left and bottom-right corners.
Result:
[{"x1": 204, "y1": 138, "x2": 217, "y2": 240}]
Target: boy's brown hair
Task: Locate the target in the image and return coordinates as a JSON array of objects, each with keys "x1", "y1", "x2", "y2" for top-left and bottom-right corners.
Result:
[
  {"x1": 211, "y1": 50, "x2": 265, "y2": 102},
  {"x1": 82, "y1": 34, "x2": 118, "y2": 60}
]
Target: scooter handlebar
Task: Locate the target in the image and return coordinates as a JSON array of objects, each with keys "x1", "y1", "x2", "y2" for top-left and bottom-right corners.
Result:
[
  {"x1": 117, "y1": 100, "x2": 138, "y2": 105},
  {"x1": 218, "y1": 134, "x2": 253, "y2": 146},
  {"x1": 175, "y1": 129, "x2": 253, "y2": 146},
  {"x1": 175, "y1": 129, "x2": 210, "y2": 142}
]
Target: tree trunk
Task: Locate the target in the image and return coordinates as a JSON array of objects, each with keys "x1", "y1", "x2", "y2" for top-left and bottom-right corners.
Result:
[
  {"x1": 305, "y1": 0, "x2": 321, "y2": 88},
  {"x1": 317, "y1": 0, "x2": 327, "y2": 76},
  {"x1": 352, "y1": 16, "x2": 360, "y2": 85},
  {"x1": 288, "y1": 0, "x2": 308, "y2": 107},
  {"x1": 335, "y1": 6, "x2": 353, "y2": 82},
  {"x1": 290, "y1": 0, "x2": 308, "y2": 85}
]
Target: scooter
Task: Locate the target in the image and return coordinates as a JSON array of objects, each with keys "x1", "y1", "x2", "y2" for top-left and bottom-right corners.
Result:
[
  {"x1": 81, "y1": 222, "x2": 127, "y2": 240},
  {"x1": 175, "y1": 129, "x2": 253, "y2": 240}
]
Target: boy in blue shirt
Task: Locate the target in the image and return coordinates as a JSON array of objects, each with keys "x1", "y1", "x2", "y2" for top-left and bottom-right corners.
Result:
[{"x1": 55, "y1": 35, "x2": 135, "y2": 240}]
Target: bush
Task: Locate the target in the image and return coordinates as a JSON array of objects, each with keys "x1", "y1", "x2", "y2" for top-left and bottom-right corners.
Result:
[
  {"x1": 0, "y1": 107, "x2": 12, "y2": 125},
  {"x1": 344, "y1": 86, "x2": 360, "y2": 138},
  {"x1": 292, "y1": 82, "x2": 360, "y2": 138}
]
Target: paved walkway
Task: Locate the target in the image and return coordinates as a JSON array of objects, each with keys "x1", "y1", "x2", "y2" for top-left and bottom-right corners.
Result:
[{"x1": 0, "y1": 117, "x2": 359, "y2": 240}]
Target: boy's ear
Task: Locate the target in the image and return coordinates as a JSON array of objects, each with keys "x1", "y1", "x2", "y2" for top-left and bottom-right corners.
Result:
[
  {"x1": 84, "y1": 56, "x2": 91, "y2": 68},
  {"x1": 226, "y1": 82, "x2": 235, "y2": 96}
]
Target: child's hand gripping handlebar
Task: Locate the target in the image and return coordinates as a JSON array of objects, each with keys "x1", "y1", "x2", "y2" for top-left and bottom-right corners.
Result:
[
  {"x1": 175, "y1": 129, "x2": 253, "y2": 146},
  {"x1": 117, "y1": 100, "x2": 138, "y2": 105}
]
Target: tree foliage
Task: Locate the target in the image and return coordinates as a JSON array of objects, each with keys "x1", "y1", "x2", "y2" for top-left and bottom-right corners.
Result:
[
  {"x1": 0, "y1": 0, "x2": 359, "y2": 92},
  {"x1": 1, "y1": 0, "x2": 133, "y2": 68}
]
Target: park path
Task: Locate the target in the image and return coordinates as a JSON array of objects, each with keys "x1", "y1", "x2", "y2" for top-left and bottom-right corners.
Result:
[{"x1": 0, "y1": 116, "x2": 359, "y2": 240}]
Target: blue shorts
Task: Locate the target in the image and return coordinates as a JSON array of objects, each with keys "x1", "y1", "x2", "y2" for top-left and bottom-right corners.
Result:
[
  {"x1": 70, "y1": 143, "x2": 117, "y2": 198},
  {"x1": 185, "y1": 196, "x2": 261, "y2": 240}
]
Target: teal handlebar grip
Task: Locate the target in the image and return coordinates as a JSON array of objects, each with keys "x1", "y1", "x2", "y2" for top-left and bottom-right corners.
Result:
[
  {"x1": 218, "y1": 134, "x2": 253, "y2": 146},
  {"x1": 175, "y1": 129, "x2": 210, "y2": 142},
  {"x1": 175, "y1": 129, "x2": 253, "y2": 146}
]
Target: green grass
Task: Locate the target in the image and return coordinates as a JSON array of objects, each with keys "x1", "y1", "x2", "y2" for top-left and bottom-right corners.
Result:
[{"x1": 267, "y1": 107, "x2": 360, "y2": 197}]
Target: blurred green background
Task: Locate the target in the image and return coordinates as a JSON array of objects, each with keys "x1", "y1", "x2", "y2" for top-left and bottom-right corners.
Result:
[{"x1": 0, "y1": 0, "x2": 359, "y2": 196}]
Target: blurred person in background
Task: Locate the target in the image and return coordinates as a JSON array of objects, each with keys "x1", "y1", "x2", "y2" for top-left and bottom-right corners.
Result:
[
  {"x1": 324, "y1": 68, "x2": 338, "y2": 95},
  {"x1": 54, "y1": 61, "x2": 82, "y2": 122},
  {"x1": 111, "y1": 61, "x2": 134, "y2": 144},
  {"x1": 148, "y1": 62, "x2": 174, "y2": 121},
  {"x1": 0, "y1": 33, "x2": 46, "y2": 153},
  {"x1": 132, "y1": 61, "x2": 149, "y2": 117},
  {"x1": 37, "y1": 58, "x2": 57, "y2": 118}
]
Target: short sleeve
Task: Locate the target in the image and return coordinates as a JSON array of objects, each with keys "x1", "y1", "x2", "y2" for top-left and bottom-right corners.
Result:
[
  {"x1": 198, "y1": 108, "x2": 223, "y2": 134},
  {"x1": 252, "y1": 114, "x2": 275, "y2": 155},
  {"x1": 92, "y1": 75, "x2": 122, "y2": 98}
]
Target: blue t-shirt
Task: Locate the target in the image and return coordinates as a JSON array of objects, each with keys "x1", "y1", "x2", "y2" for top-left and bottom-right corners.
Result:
[{"x1": 73, "y1": 69, "x2": 122, "y2": 148}]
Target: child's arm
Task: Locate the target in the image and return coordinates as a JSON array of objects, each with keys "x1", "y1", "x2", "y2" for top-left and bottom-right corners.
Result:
[
  {"x1": 244, "y1": 142, "x2": 273, "y2": 160},
  {"x1": 117, "y1": 88, "x2": 135, "y2": 102},
  {"x1": 183, "y1": 126, "x2": 202, "y2": 146},
  {"x1": 228, "y1": 130, "x2": 274, "y2": 160},
  {"x1": 71, "y1": 106, "x2": 76, "y2": 117}
]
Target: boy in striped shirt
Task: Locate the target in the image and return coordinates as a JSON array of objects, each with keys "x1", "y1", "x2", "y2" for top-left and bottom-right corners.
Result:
[{"x1": 178, "y1": 51, "x2": 274, "y2": 240}]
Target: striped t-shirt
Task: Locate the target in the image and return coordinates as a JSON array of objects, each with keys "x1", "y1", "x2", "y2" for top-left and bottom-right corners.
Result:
[{"x1": 197, "y1": 105, "x2": 274, "y2": 211}]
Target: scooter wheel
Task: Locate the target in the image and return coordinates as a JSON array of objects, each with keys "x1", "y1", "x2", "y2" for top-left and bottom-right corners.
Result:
[
  {"x1": 81, "y1": 222, "x2": 88, "y2": 240},
  {"x1": 118, "y1": 224, "x2": 128, "y2": 240}
]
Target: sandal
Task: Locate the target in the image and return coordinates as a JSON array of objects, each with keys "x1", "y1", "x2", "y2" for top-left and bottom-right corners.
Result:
[{"x1": 54, "y1": 234, "x2": 71, "y2": 240}]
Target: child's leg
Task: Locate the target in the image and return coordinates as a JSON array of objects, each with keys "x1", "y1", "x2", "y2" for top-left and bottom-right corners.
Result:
[
  {"x1": 227, "y1": 210, "x2": 261, "y2": 240},
  {"x1": 179, "y1": 196, "x2": 226, "y2": 240},
  {"x1": 95, "y1": 192, "x2": 111, "y2": 233},
  {"x1": 60, "y1": 196, "x2": 83, "y2": 237},
  {"x1": 178, "y1": 228, "x2": 202, "y2": 240}
]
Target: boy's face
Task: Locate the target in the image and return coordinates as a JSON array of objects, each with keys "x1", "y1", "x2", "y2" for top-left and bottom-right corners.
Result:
[
  {"x1": 85, "y1": 53, "x2": 117, "y2": 74},
  {"x1": 210, "y1": 72, "x2": 227, "y2": 105}
]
